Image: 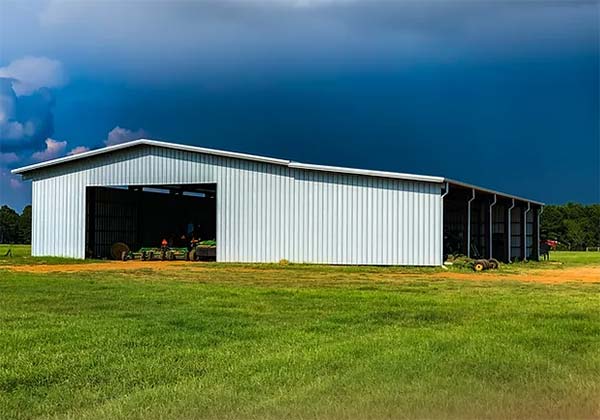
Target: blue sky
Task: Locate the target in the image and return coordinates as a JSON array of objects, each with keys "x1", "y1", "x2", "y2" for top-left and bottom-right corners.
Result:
[{"x1": 1, "y1": 0, "x2": 598, "y2": 210}]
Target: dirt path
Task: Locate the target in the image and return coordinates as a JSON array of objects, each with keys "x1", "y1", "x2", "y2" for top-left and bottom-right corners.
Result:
[{"x1": 5, "y1": 261, "x2": 600, "y2": 284}]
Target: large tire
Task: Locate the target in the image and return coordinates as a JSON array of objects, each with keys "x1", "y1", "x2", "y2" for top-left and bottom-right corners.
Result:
[
  {"x1": 488, "y1": 258, "x2": 500, "y2": 269},
  {"x1": 111, "y1": 242, "x2": 130, "y2": 260},
  {"x1": 473, "y1": 260, "x2": 486, "y2": 272}
]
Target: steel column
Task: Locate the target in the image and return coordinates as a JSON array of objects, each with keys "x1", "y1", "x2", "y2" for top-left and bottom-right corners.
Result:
[
  {"x1": 467, "y1": 189, "x2": 476, "y2": 258},
  {"x1": 488, "y1": 193, "x2": 497, "y2": 259},
  {"x1": 507, "y1": 198, "x2": 515, "y2": 262},
  {"x1": 522, "y1": 202, "x2": 531, "y2": 261}
]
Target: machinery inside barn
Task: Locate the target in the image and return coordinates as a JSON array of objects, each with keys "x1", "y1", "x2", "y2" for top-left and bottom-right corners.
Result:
[{"x1": 85, "y1": 184, "x2": 217, "y2": 260}]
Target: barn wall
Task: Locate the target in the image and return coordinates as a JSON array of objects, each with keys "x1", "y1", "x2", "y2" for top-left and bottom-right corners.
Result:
[{"x1": 29, "y1": 145, "x2": 443, "y2": 265}]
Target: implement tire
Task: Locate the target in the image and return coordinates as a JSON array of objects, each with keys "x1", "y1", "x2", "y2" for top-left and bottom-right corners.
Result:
[
  {"x1": 488, "y1": 258, "x2": 500, "y2": 269},
  {"x1": 111, "y1": 242, "x2": 129, "y2": 260},
  {"x1": 473, "y1": 260, "x2": 486, "y2": 272}
]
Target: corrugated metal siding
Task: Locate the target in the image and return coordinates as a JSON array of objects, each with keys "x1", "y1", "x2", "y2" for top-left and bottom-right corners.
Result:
[{"x1": 29, "y1": 145, "x2": 443, "y2": 265}]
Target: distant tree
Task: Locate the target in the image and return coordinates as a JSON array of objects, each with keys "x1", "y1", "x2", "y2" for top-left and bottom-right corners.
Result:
[
  {"x1": 19, "y1": 205, "x2": 32, "y2": 244},
  {"x1": 541, "y1": 203, "x2": 600, "y2": 250},
  {"x1": 0, "y1": 205, "x2": 20, "y2": 244}
]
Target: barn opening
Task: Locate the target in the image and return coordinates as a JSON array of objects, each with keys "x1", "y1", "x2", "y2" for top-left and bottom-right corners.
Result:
[
  {"x1": 443, "y1": 183, "x2": 539, "y2": 263},
  {"x1": 85, "y1": 183, "x2": 217, "y2": 259}
]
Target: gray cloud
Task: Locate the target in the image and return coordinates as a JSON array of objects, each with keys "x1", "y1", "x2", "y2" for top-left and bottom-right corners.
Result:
[
  {"x1": 2, "y1": 1, "x2": 594, "y2": 84},
  {"x1": 0, "y1": 77, "x2": 55, "y2": 153},
  {"x1": 0, "y1": 56, "x2": 66, "y2": 96}
]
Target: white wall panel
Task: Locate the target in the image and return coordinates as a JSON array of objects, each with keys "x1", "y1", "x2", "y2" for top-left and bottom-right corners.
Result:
[{"x1": 29, "y1": 144, "x2": 443, "y2": 265}]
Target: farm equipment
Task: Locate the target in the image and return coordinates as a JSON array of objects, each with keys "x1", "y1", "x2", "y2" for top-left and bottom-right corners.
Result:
[
  {"x1": 472, "y1": 258, "x2": 500, "y2": 272},
  {"x1": 112, "y1": 239, "x2": 216, "y2": 262},
  {"x1": 188, "y1": 240, "x2": 217, "y2": 261},
  {"x1": 444, "y1": 254, "x2": 501, "y2": 271},
  {"x1": 112, "y1": 242, "x2": 190, "y2": 261}
]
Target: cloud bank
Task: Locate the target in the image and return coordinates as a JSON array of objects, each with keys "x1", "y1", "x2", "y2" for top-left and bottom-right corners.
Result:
[
  {"x1": 0, "y1": 56, "x2": 91, "y2": 194},
  {"x1": 2, "y1": 0, "x2": 594, "y2": 84}
]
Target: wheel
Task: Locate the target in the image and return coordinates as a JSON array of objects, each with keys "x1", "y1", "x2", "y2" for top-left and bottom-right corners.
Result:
[
  {"x1": 187, "y1": 249, "x2": 196, "y2": 261},
  {"x1": 473, "y1": 260, "x2": 486, "y2": 272},
  {"x1": 148, "y1": 251, "x2": 154, "y2": 261},
  {"x1": 121, "y1": 251, "x2": 128, "y2": 261},
  {"x1": 168, "y1": 251, "x2": 176, "y2": 261},
  {"x1": 488, "y1": 258, "x2": 500, "y2": 269},
  {"x1": 141, "y1": 251, "x2": 147, "y2": 261},
  {"x1": 160, "y1": 250, "x2": 166, "y2": 261},
  {"x1": 111, "y1": 242, "x2": 130, "y2": 260}
]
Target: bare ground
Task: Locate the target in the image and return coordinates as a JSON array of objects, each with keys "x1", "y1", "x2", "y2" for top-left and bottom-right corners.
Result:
[{"x1": 6, "y1": 260, "x2": 600, "y2": 284}]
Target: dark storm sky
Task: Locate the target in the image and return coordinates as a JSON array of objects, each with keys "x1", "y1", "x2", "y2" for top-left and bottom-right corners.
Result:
[{"x1": 1, "y1": 0, "x2": 598, "y2": 210}]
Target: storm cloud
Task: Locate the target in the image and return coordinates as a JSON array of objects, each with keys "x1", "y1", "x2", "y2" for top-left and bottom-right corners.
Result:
[
  {"x1": 0, "y1": 79, "x2": 55, "y2": 154},
  {"x1": 0, "y1": 0, "x2": 598, "y2": 209},
  {"x1": 2, "y1": 0, "x2": 595, "y2": 82}
]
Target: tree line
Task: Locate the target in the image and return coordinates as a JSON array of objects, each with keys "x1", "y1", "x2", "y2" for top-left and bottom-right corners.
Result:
[
  {"x1": 541, "y1": 203, "x2": 600, "y2": 250},
  {"x1": 0, "y1": 203, "x2": 599, "y2": 249},
  {"x1": 0, "y1": 205, "x2": 32, "y2": 244}
]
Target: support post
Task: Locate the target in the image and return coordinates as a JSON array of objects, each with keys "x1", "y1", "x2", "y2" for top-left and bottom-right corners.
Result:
[
  {"x1": 522, "y1": 202, "x2": 531, "y2": 261},
  {"x1": 506, "y1": 199, "x2": 515, "y2": 262},
  {"x1": 488, "y1": 194, "x2": 497, "y2": 259},
  {"x1": 467, "y1": 189, "x2": 476, "y2": 258},
  {"x1": 538, "y1": 206, "x2": 544, "y2": 259},
  {"x1": 532, "y1": 206, "x2": 540, "y2": 261}
]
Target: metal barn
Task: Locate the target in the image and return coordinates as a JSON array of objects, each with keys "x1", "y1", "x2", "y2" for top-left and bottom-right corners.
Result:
[{"x1": 12, "y1": 139, "x2": 543, "y2": 265}]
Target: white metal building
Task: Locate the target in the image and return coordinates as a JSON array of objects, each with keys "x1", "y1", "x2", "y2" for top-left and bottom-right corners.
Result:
[{"x1": 12, "y1": 139, "x2": 543, "y2": 265}]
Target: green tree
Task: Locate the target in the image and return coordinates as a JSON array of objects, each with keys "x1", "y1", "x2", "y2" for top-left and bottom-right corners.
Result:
[
  {"x1": 0, "y1": 205, "x2": 20, "y2": 243},
  {"x1": 19, "y1": 205, "x2": 32, "y2": 244}
]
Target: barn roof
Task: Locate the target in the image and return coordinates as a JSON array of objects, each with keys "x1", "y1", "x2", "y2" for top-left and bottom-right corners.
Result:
[{"x1": 12, "y1": 138, "x2": 543, "y2": 205}]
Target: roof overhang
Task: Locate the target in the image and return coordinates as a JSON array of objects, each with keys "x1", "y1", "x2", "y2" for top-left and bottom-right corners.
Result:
[{"x1": 446, "y1": 179, "x2": 544, "y2": 206}]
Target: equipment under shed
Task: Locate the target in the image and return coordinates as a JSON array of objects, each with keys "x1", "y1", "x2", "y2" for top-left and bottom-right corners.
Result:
[{"x1": 12, "y1": 139, "x2": 543, "y2": 265}]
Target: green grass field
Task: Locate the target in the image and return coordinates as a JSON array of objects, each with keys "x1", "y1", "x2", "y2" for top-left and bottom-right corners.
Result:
[{"x1": 0, "y1": 247, "x2": 599, "y2": 419}]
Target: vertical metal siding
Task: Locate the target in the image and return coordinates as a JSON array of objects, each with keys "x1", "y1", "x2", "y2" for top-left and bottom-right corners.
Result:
[{"x1": 29, "y1": 145, "x2": 442, "y2": 265}]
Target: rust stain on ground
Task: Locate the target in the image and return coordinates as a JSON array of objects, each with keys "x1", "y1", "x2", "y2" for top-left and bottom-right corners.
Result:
[{"x1": 5, "y1": 261, "x2": 600, "y2": 284}]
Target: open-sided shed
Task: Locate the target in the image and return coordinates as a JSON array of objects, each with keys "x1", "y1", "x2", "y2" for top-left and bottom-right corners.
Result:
[{"x1": 12, "y1": 139, "x2": 543, "y2": 265}]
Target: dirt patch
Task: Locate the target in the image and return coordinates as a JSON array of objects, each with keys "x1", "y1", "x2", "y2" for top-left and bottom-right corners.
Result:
[
  {"x1": 6, "y1": 261, "x2": 190, "y2": 273},
  {"x1": 5, "y1": 261, "x2": 600, "y2": 284},
  {"x1": 438, "y1": 266, "x2": 600, "y2": 284}
]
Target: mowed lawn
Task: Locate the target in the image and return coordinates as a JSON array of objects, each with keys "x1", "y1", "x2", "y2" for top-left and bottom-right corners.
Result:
[{"x1": 0, "y1": 248, "x2": 599, "y2": 419}]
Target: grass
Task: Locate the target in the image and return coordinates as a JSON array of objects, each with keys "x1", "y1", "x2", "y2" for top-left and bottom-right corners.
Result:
[
  {"x1": 0, "y1": 245, "x2": 101, "y2": 266},
  {"x1": 544, "y1": 250, "x2": 600, "y2": 266},
  {"x1": 0, "y1": 248, "x2": 599, "y2": 419}
]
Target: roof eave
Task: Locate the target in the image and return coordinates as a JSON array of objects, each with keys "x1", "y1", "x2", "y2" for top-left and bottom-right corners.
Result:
[
  {"x1": 445, "y1": 178, "x2": 544, "y2": 206},
  {"x1": 11, "y1": 139, "x2": 290, "y2": 174}
]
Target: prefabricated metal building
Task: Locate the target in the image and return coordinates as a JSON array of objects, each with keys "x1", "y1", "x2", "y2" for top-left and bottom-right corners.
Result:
[{"x1": 12, "y1": 139, "x2": 543, "y2": 265}]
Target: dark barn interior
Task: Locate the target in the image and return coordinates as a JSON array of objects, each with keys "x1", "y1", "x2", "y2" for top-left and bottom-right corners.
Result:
[
  {"x1": 85, "y1": 184, "x2": 216, "y2": 259},
  {"x1": 443, "y1": 183, "x2": 540, "y2": 262}
]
